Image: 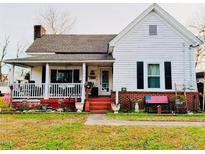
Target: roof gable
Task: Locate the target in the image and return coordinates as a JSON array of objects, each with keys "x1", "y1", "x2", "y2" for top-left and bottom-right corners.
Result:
[{"x1": 109, "y1": 3, "x2": 202, "y2": 49}]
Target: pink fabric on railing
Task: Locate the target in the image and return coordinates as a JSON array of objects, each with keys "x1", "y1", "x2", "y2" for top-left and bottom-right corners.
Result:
[
  {"x1": 3, "y1": 93, "x2": 11, "y2": 103},
  {"x1": 145, "y1": 96, "x2": 168, "y2": 104}
]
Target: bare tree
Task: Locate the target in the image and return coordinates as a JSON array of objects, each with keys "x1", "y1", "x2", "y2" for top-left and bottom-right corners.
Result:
[
  {"x1": 0, "y1": 36, "x2": 10, "y2": 82},
  {"x1": 189, "y1": 10, "x2": 205, "y2": 69},
  {"x1": 190, "y1": 10, "x2": 205, "y2": 111},
  {"x1": 16, "y1": 42, "x2": 26, "y2": 58},
  {"x1": 38, "y1": 8, "x2": 75, "y2": 34}
]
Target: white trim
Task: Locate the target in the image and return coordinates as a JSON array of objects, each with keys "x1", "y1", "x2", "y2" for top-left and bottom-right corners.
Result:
[
  {"x1": 5, "y1": 60, "x2": 115, "y2": 64},
  {"x1": 81, "y1": 63, "x2": 86, "y2": 103},
  {"x1": 50, "y1": 65, "x2": 82, "y2": 82},
  {"x1": 27, "y1": 52, "x2": 55, "y2": 55},
  {"x1": 109, "y1": 3, "x2": 202, "y2": 49},
  {"x1": 115, "y1": 90, "x2": 119, "y2": 105},
  {"x1": 147, "y1": 63, "x2": 160, "y2": 88},
  {"x1": 44, "y1": 63, "x2": 50, "y2": 99},
  {"x1": 9, "y1": 64, "x2": 14, "y2": 85},
  {"x1": 144, "y1": 60, "x2": 165, "y2": 91},
  {"x1": 99, "y1": 68, "x2": 112, "y2": 95}
]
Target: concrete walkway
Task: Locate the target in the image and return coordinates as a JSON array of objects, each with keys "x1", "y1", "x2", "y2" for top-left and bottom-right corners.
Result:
[{"x1": 85, "y1": 114, "x2": 205, "y2": 127}]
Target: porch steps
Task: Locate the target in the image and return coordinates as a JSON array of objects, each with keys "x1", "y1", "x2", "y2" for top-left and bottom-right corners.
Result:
[
  {"x1": 90, "y1": 110, "x2": 110, "y2": 114},
  {"x1": 85, "y1": 97, "x2": 113, "y2": 113}
]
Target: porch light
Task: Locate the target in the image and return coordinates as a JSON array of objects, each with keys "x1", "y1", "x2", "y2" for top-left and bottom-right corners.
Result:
[{"x1": 121, "y1": 87, "x2": 127, "y2": 92}]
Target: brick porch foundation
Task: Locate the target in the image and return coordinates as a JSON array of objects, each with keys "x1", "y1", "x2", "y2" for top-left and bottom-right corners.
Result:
[{"x1": 111, "y1": 91, "x2": 200, "y2": 111}]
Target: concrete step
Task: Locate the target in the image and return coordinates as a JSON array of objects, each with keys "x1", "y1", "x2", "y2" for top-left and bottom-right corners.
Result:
[{"x1": 90, "y1": 109, "x2": 109, "y2": 114}]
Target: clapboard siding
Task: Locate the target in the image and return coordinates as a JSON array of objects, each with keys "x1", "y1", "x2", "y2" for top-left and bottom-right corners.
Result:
[{"x1": 113, "y1": 12, "x2": 197, "y2": 92}]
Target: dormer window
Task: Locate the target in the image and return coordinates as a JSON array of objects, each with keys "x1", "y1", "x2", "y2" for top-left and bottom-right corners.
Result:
[{"x1": 149, "y1": 25, "x2": 157, "y2": 35}]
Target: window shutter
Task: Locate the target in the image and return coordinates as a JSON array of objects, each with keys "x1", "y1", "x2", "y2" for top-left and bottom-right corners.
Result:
[
  {"x1": 74, "y1": 70, "x2": 80, "y2": 83},
  {"x1": 164, "y1": 62, "x2": 172, "y2": 89},
  {"x1": 42, "y1": 65, "x2": 46, "y2": 83},
  {"x1": 51, "y1": 70, "x2": 57, "y2": 83},
  {"x1": 137, "y1": 61, "x2": 144, "y2": 89}
]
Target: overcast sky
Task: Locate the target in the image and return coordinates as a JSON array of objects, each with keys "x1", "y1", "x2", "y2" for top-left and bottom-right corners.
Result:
[{"x1": 0, "y1": 3, "x2": 205, "y2": 73}]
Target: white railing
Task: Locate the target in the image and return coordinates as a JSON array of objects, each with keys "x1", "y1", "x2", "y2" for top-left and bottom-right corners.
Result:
[
  {"x1": 12, "y1": 83, "x2": 45, "y2": 99},
  {"x1": 12, "y1": 83, "x2": 82, "y2": 99},
  {"x1": 49, "y1": 83, "x2": 82, "y2": 98}
]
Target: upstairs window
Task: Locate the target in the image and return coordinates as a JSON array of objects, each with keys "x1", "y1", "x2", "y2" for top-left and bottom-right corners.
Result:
[{"x1": 149, "y1": 25, "x2": 157, "y2": 35}]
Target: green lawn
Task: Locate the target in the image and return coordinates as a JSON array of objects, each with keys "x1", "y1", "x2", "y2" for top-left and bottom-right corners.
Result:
[
  {"x1": 1, "y1": 113, "x2": 205, "y2": 150},
  {"x1": 107, "y1": 112, "x2": 205, "y2": 122}
]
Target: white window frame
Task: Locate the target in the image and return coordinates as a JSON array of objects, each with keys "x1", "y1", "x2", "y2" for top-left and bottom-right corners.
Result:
[
  {"x1": 144, "y1": 61, "x2": 165, "y2": 91},
  {"x1": 56, "y1": 69, "x2": 75, "y2": 83},
  {"x1": 49, "y1": 66, "x2": 82, "y2": 83},
  {"x1": 147, "y1": 64, "x2": 160, "y2": 89}
]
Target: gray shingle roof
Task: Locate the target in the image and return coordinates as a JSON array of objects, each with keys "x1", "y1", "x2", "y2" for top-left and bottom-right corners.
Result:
[
  {"x1": 4, "y1": 54, "x2": 114, "y2": 64},
  {"x1": 27, "y1": 34, "x2": 117, "y2": 53}
]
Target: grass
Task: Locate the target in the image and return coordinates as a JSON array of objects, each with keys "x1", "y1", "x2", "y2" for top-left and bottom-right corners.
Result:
[
  {"x1": 107, "y1": 112, "x2": 205, "y2": 122},
  {"x1": 0, "y1": 113, "x2": 205, "y2": 150}
]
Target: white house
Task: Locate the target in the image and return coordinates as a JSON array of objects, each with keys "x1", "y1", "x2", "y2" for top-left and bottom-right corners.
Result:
[{"x1": 5, "y1": 3, "x2": 202, "y2": 112}]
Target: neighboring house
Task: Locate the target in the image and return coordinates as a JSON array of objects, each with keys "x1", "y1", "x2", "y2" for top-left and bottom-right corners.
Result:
[{"x1": 5, "y1": 3, "x2": 202, "y2": 112}]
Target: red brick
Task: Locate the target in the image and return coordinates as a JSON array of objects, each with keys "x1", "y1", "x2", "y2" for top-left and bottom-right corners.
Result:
[{"x1": 111, "y1": 91, "x2": 200, "y2": 111}]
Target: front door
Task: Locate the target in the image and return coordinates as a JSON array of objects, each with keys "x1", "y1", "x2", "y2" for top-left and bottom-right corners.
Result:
[{"x1": 100, "y1": 68, "x2": 111, "y2": 95}]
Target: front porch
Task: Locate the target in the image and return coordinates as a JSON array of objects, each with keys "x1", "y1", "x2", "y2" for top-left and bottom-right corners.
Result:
[{"x1": 8, "y1": 61, "x2": 114, "y2": 104}]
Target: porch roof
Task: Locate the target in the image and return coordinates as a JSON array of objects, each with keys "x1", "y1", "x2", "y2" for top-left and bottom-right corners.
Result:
[
  {"x1": 26, "y1": 34, "x2": 117, "y2": 54},
  {"x1": 4, "y1": 54, "x2": 115, "y2": 65}
]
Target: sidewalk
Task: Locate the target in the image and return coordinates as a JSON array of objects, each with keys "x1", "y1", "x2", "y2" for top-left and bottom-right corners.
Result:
[{"x1": 85, "y1": 114, "x2": 205, "y2": 127}]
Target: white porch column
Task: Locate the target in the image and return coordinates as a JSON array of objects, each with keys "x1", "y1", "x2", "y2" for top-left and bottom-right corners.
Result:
[
  {"x1": 9, "y1": 64, "x2": 14, "y2": 85},
  {"x1": 81, "y1": 62, "x2": 86, "y2": 103},
  {"x1": 44, "y1": 63, "x2": 50, "y2": 99},
  {"x1": 115, "y1": 90, "x2": 119, "y2": 105}
]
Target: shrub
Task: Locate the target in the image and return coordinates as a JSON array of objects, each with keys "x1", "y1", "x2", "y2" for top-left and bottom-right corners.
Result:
[{"x1": 170, "y1": 95, "x2": 186, "y2": 105}]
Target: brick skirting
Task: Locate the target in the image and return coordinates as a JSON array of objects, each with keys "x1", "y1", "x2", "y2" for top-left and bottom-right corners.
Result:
[{"x1": 111, "y1": 91, "x2": 200, "y2": 111}]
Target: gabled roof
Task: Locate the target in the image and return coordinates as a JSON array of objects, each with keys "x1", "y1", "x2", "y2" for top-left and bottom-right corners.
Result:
[
  {"x1": 27, "y1": 34, "x2": 117, "y2": 54},
  {"x1": 109, "y1": 3, "x2": 203, "y2": 49}
]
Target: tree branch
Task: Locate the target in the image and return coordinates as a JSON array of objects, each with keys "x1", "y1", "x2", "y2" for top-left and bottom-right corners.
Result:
[{"x1": 37, "y1": 8, "x2": 75, "y2": 34}]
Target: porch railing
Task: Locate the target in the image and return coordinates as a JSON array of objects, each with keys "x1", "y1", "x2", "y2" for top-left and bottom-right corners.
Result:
[
  {"x1": 48, "y1": 83, "x2": 82, "y2": 98},
  {"x1": 12, "y1": 83, "x2": 82, "y2": 99},
  {"x1": 13, "y1": 83, "x2": 45, "y2": 99}
]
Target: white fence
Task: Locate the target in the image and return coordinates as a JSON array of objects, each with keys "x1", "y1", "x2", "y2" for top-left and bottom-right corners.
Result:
[{"x1": 12, "y1": 83, "x2": 82, "y2": 99}]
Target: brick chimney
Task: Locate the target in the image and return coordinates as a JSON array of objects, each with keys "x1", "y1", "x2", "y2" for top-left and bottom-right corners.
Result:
[{"x1": 34, "y1": 25, "x2": 46, "y2": 40}]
